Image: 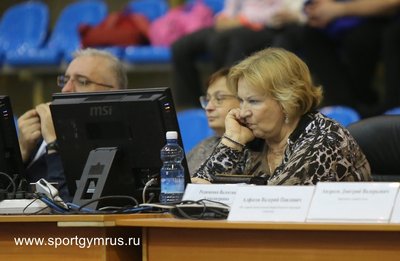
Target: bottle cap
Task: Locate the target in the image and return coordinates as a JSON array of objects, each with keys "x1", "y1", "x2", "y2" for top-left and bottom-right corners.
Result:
[{"x1": 166, "y1": 131, "x2": 178, "y2": 140}]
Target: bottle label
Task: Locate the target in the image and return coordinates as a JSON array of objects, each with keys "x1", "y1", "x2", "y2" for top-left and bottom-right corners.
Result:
[
  {"x1": 160, "y1": 177, "x2": 185, "y2": 203},
  {"x1": 161, "y1": 177, "x2": 185, "y2": 193}
]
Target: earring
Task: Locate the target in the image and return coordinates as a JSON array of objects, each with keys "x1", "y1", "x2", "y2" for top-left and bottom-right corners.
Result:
[{"x1": 285, "y1": 114, "x2": 289, "y2": 124}]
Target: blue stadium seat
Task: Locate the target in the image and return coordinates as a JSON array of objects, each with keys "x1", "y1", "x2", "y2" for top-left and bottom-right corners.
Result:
[
  {"x1": 177, "y1": 108, "x2": 214, "y2": 153},
  {"x1": 123, "y1": 0, "x2": 169, "y2": 64},
  {"x1": 0, "y1": 1, "x2": 49, "y2": 64},
  {"x1": 124, "y1": 46, "x2": 171, "y2": 63},
  {"x1": 98, "y1": 46, "x2": 125, "y2": 59},
  {"x1": 384, "y1": 107, "x2": 400, "y2": 115},
  {"x1": 5, "y1": 0, "x2": 107, "y2": 66},
  {"x1": 319, "y1": 105, "x2": 361, "y2": 127},
  {"x1": 123, "y1": 0, "x2": 223, "y2": 64},
  {"x1": 126, "y1": 0, "x2": 169, "y2": 22},
  {"x1": 187, "y1": 0, "x2": 224, "y2": 14}
]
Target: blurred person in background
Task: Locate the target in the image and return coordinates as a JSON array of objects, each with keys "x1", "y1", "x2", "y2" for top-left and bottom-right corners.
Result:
[
  {"x1": 187, "y1": 67, "x2": 240, "y2": 176},
  {"x1": 172, "y1": 0, "x2": 307, "y2": 109},
  {"x1": 302, "y1": 0, "x2": 400, "y2": 117}
]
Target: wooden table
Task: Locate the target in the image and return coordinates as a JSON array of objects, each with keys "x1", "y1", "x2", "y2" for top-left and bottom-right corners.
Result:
[
  {"x1": 0, "y1": 214, "x2": 164, "y2": 261},
  {"x1": 4, "y1": 214, "x2": 400, "y2": 261},
  {"x1": 116, "y1": 218, "x2": 400, "y2": 261}
]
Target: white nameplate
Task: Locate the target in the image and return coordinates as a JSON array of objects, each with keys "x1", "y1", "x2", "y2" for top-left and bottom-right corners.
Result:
[
  {"x1": 307, "y1": 182, "x2": 399, "y2": 223},
  {"x1": 389, "y1": 188, "x2": 400, "y2": 223},
  {"x1": 228, "y1": 186, "x2": 315, "y2": 222},
  {"x1": 182, "y1": 183, "x2": 242, "y2": 206}
]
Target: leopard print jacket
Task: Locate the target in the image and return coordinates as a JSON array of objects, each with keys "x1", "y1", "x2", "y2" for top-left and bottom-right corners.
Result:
[
  {"x1": 193, "y1": 112, "x2": 372, "y2": 185},
  {"x1": 187, "y1": 136, "x2": 220, "y2": 177}
]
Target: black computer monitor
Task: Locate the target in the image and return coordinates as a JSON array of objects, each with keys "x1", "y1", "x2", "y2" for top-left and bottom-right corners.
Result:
[
  {"x1": 0, "y1": 96, "x2": 25, "y2": 198},
  {"x1": 50, "y1": 87, "x2": 190, "y2": 208}
]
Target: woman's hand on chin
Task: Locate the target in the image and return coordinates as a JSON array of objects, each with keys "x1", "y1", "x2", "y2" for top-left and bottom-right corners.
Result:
[{"x1": 225, "y1": 108, "x2": 254, "y2": 144}]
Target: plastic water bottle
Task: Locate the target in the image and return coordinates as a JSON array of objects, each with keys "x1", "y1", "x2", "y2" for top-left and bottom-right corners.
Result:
[{"x1": 159, "y1": 131, "x2": 185, "y2": 204}]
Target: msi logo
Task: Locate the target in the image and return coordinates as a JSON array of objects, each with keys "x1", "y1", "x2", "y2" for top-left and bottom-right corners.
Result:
[{"x1": 89, "y1": 106, "x2": 112, "y2": 117}]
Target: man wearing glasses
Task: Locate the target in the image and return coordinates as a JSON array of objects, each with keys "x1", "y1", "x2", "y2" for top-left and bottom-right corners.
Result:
[{"x1": 17, "y1": 48, "x2": 127, "y2": 200}]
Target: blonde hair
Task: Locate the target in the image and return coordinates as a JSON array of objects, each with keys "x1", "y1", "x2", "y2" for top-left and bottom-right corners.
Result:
[
  {"x1": 73, "y1": 48, "x2": 128, "y2": 89},
  {"x1": 228, "y1": 48, "x2": 322, "y2": 119}
]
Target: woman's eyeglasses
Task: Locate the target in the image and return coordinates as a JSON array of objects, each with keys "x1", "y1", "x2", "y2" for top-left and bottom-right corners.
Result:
[
  {"x1": 57, "y1": 75, "x2": 114, "y2": 89},
  {"x1": 199, "y1": 94, "x2": 237, "y2": 109}
]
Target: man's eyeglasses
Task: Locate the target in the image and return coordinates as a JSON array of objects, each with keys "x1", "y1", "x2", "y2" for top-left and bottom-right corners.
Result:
[
  {"x1": 199, "y1": 94, "x2": 237, "y2": 109},
  {"x1": 57, "y1": 75, "x2": 114, "y2": 89}
]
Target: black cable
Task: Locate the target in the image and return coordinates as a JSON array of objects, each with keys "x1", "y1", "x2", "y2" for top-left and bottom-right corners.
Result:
[
  {"x1": 100, "y1": 205, "x2": 155, "y2": 214},
  {"x1": 22, "y1": 197, "x2": 38, "y2": 214},
  {"x1": 23, "y1": 197, "x2": 50, "y2": 215},
  {"x1": 196, "y1": 199, "x2": 230, "y2": 208},
  {"x1": 172, "y1": 199, "x2": 230, "y2": 220},
  {"x1": 194, "y1": 199, "x2": 229, "y2": 219},
  {"x1": 0, "y1": 171, "x2": 16, "y2": 197},
  {"x1": 66, "y1": 203, "x2": 96, "y2": 214},
  {"x1": 98, "y1": 204, "x2": 138, "y2": 212},
  {"x1": 77, "y1": 195, "x2": 139, "y2": 211},
  {"x1": 175, "y1": 204, "x2": 206, "y2": 219},
  {"x1": 147, "y1": 192, "x2": 156, "y2": 203},
  {"x1": 14, "y1": 176, "x2": 29, "y2": 198},
  {"x1": 37, "y1": 194, "x2": 68, "y2": 213}
]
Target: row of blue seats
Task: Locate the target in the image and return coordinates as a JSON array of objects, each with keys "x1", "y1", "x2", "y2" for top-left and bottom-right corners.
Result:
[{"x1": 0, "y1": 0, "x2": 224, "y2": 67}]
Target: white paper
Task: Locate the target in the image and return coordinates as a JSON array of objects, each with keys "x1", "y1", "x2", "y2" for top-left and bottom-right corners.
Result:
[
  {"x1": 182, "y1": 183, "x2": 243, "y2": 206},
  {"x1": 228, "y1": 186, "x2": 315, "y2": 222},
  {"x1": 307, "y1": 182, "x2": 399, "y2": 223},
  {"x1": 389, "y1": 188, "x2": 400, "y2": 223}
]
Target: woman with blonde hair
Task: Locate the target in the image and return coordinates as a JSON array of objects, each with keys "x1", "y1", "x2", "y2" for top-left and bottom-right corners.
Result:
[{"x1": 192, "y1": 48, "x2": 372, "y2": 184}]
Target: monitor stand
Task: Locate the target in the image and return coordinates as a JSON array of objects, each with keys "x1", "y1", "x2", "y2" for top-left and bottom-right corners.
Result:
[{"x1": 72, "y1": 147, "x2": 119, "y2": 210}]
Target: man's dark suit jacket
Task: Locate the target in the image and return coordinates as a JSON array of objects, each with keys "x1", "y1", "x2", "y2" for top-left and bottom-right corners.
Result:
[{"x1": 25, "y1": 140, "x2": 71, "y2": 202}]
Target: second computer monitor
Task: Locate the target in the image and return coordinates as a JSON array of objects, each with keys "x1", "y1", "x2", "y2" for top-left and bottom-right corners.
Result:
[{"x1": 0, "y1": 96, "x2": 25, "y2": 198}]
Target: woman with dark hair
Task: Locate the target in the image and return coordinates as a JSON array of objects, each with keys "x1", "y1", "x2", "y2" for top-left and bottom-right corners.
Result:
[{"x1": 187, "y1": 67, "x2": 240, "y2": 176}]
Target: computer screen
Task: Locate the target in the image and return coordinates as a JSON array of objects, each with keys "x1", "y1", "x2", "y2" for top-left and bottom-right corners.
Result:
[
  {"x1": 50, "y1": 87, "x2": 190, "y2": 208},
  {"x1": 0, "y1": 96, "x2": 25, "y2": 198}
]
